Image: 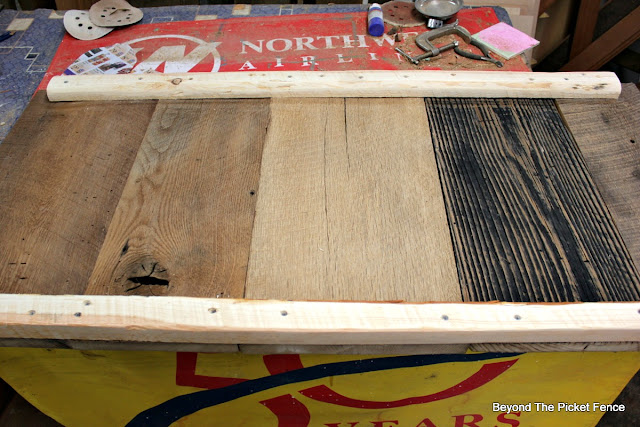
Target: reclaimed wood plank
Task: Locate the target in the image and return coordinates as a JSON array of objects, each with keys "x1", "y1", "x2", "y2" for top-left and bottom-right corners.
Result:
[
  {"x1": 0, "y1": 92, "x2": 156, "y2": 295},
  {"x1": 86, "y1": 99, "x2": 270, "y2": 297},
  {"x1": 558, "y1": 84, "x2": 640, "y2": 269},
  {"x1": 426, "y1": 97, "x2": 640, "y2": 302},
  {"x1": 246, "y1": 98, "x2": 340, "y2": 301},
  {"x1": 246, "y1": 98, "x2": 460, "y2": 302}
]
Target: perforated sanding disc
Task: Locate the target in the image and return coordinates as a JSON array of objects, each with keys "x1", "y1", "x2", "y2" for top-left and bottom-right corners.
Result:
[
  {"x1": 89, "y1": 0, "x2": 143, "y2": 27},
  {"x1": 64, "y1": 10, "x2": 113, "y2": 40},
  {"x1": 382, "y1": 1, "x2": 427, "y2": 28}
]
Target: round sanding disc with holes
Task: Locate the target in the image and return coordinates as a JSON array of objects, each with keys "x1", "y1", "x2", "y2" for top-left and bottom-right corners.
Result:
[
  {"x1": 89, "y1": 0, "x2": 143, "y2": 27},
  {"x1": 64, "y1": 10, "x2": 113, "y2": 40},
  {"x1": 382, "y1": 1, "x2": 427, "y2": 28}
]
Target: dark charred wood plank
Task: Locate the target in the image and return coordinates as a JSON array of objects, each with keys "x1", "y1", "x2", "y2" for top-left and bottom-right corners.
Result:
[{"x1": 426, "y1": 97, "x2": 640, "y2": 302}]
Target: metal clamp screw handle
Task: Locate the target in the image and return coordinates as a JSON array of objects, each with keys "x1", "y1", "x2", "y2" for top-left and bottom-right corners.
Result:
[{"x1": 395, "y1": 41, "x2": 458, "y2": 65}]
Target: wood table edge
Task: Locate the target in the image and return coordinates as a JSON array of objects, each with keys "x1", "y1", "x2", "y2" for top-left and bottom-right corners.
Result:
[{"x1": 0, "y1": 294, "x2": 638, "y2": 353}]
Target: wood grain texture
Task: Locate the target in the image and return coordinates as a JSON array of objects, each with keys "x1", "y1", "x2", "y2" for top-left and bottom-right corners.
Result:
[
  {"x1": 0, "y1": 338, "x2": 237, "y2": 353},
  {"x1": 46, "y1": 71, "x2": 622, "y2": 101},
  {"x1": 426, "y1": 97, "x2": 640, "y2": 302},
  {"x1": 558, "y1": 84, "x2": 640, "y2": 269},
  {"x1": 0, "y1": 92, "x2": 156, "y2": 295},
  {"x1": 1, "y1": 295, "x2": 639, "y2": 345},
  {"x1": 63, "y1": 341, "x2": 238, "y2": 353},
  {"x1": 239, "y1": 344, "x2": 469, "y2": 355},
  {"x1": 471, "y1": 342, "x2": 640, "y2": 353},
  {"x1": 246, "y1": 98, "x2": 460, "y2": 302},
  {"x1": 86, "y1": 99, "x2": 270, "y2": 297}
]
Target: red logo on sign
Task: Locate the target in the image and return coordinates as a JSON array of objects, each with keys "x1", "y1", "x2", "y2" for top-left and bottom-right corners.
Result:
[
  {"x1": 126, "y1": 35, "x2": 221, "y2": 73},
  {"x1": 175, "y1": 353, "x2": 518, "y2": 426}
]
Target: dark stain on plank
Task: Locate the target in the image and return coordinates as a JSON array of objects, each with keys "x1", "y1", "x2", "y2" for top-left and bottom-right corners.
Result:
[{"x1": 426, "y1": 98, "x2": 640, "y2": 302}]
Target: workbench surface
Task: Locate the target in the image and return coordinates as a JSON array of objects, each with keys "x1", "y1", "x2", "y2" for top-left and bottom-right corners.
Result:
[
  {"x1": 0, "y1": 7, "x2": 639, "y2": 427},
  {"x1": 1, "y1": 84, "x2": 639, "y2": 305},
  {"x1": 0, "y1": 7, "x2": 639, "y2": 355}
]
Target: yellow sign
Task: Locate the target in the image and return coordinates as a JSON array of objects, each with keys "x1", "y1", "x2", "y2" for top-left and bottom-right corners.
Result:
[{"x1": 0, "y1": 348, "x2": 637, "y2": 426}]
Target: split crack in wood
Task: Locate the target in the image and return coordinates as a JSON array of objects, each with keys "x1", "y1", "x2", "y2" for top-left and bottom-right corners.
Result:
[
  {"x1": 120, "y1": 239, "x2": 129, "y2": 256},
  {"x1": 126, "y1": 262, "x2": 169, "y2": 292}
]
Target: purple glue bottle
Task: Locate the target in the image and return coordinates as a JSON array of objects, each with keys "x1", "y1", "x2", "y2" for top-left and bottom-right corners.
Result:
[{"x1": 368, "y1": 3, "x2": 384, "y2": 37}]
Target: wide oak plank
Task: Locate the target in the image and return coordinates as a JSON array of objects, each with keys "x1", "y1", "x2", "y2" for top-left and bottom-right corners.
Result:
[
  {"x1": 558, "y1": 84, "x2": 640, "y2": 269},
  {"x1": 0, "y1": 92, "x2": 156, "y2": 295},
  {"x1": 246, "y1": 98, "x2": 460, "y2": 302},
  {"x1": 86, "y1": 99, "x2": 270, "y2": 297}
]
